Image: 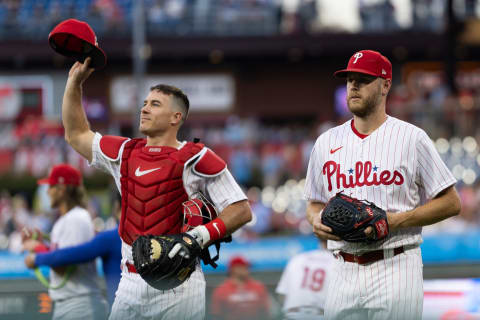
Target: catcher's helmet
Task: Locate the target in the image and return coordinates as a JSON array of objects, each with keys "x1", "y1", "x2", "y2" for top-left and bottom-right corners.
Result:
[{"x1": 181, "y1": 192, "x2": 218, "y2": 233}]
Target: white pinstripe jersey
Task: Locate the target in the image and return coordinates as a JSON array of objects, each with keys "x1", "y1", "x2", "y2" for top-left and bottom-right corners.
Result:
[
  {"x1": 304, "y1": 116, "x2": 456, "y2": 253},
  {"x1": 89, "y1": 132, "x2": 247, "y2": 266},
  {"x1": 49, "y1": 206, "x2": 101, "y2": 301},
  {"x1": 276, "y1": 249, "x2": 335, "y2": 312}
]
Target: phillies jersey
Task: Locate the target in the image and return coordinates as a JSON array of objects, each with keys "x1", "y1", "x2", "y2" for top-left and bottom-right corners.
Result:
[
  {"x1": 276, "y1": 249, "x2": 335, "y2": 314},
  {"x1": 304, "y1": 116, "x2": 456, "y2": 252}
]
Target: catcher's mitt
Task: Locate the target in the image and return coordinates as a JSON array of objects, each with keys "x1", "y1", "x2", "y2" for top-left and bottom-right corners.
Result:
[
  {"x1": 321, "y1": 192, "x2": 389, "y2": 243},
  {"x1": 132, "y1": 233, "x2": 202, "y2": 290}
]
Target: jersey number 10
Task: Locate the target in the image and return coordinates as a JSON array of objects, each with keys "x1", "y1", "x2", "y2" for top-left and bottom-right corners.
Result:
[{"x1": 301, "y1": 267, "x2": 325, "y2": 292}]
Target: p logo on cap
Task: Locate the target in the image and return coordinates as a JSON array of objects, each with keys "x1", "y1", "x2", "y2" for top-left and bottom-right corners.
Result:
[
  {"x1": 334, "y1": 50, "x2": 392, "y2": 80},
  {"x1": 352, "y1": 52, "x2": 363, "y2": 64},
  {"x1": 49, "y1": 19, "x2": 107, "y2": 69}
]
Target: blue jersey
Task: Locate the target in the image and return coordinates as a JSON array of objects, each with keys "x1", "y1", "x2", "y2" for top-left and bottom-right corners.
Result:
[{"x1": 35, "y1": 228, "x2": 121, "y2": 306}]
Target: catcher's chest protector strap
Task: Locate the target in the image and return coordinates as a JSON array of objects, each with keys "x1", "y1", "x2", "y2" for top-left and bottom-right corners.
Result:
[{"x1": 119, "y1": 139, "x2": 204, "y2": 245}]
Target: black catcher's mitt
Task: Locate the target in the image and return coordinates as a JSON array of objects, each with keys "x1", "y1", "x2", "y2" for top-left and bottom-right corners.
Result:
[
  {"x1": 132, "y1": 233, "x2": 202, "y2": 290},
  {"x1": 321, "y1": 192, "x2": 389, "y2": 243}
]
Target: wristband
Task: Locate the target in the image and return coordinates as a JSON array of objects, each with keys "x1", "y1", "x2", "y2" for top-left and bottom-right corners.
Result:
[{"x1": 204, "y1": 218, "x2": 227, "y2": 242}]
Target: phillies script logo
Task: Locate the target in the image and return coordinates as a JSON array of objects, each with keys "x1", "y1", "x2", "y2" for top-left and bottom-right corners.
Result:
[{"x1": 322, "y1": 160, "x2": 404, "y2": 191}]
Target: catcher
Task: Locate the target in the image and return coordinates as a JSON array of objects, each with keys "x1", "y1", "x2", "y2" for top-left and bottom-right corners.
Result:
[{"x1": 60, "y1": 55, "x2": 252, "y2": 320}]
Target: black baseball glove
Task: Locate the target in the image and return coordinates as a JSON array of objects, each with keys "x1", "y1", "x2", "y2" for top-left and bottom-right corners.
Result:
[
  {"x1": 132, "y1": 233, "x2": 202, "y2": 290},
  {"x1": 321, "y1": 192, "x2": 389, "y2": 243}
]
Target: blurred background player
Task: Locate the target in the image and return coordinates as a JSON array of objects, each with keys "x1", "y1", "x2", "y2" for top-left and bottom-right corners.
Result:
[
  {"x1": 24, "y1": 193, "x2": 122, "y2": 309},
  {"x1": 210, "y1": 256, "x2": 271, "y2": 320},
  {"x1": 275, "y1": 240, "x2": 334, "y2": 320},
  {"x1": 61, "y1": 56, "x2": 252, "y2": 320},
  {"x1": 22, "y1": 164, "x2": 108, "y2": 320}
]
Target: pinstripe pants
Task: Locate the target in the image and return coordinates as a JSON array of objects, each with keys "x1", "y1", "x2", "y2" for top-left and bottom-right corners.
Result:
[
  {"x1": 325, "y1": 246, "x2": 423, "y2": 320},
  {"x1": 53, "y1": 293, "x2": 108, "y2": 320},
  {"x1": 109, "y1": 265, "x2": 206, "y2": 320}
]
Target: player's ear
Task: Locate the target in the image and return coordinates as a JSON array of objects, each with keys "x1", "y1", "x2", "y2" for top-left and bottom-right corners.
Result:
[
  {"x1": 382, "y1": 79, "x2": 391, "y2": 96},
  {"x1": 170, "y1": 111, "x2": 183, "y2": 126}
]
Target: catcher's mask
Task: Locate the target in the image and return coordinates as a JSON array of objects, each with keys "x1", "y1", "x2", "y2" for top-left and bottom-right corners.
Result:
[{"x1": 181, "y1": 192, "x2": 218, "y2": 233}]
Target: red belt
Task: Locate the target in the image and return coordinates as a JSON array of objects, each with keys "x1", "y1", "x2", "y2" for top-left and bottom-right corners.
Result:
[
  {"x1": 125, "y1": 262, "x2": 137, "y2": 273},
  {"x1": 339, "y1": 246, "x2": 404, "y2": 265}
]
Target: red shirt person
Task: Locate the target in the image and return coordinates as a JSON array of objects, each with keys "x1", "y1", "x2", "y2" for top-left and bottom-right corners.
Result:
[{"x1": 210, "y1": 256, "x2": 270, "y2": 320}]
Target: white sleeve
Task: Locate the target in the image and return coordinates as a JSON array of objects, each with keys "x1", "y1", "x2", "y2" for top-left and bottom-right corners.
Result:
[
  {"x1": 276, "y1": 258, "x2": 295, "y2": 295},
  {"x1": 415, "y1": 130, "x2": 456, "y2": 199},
  {"x1": 183, "y1": 165, "x2": 247, "y2": 213},
  {"x1": 304, "y1": 137, "x2": 328, "y2": 203},
  {"x1": 205, "y1": 168, "x2": 247, "y2": 212}
]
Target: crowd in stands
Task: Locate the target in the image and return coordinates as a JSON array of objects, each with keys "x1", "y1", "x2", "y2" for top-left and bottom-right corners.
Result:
[{"x1": 0, "y1": 0, "x2": 478, "y2": 39}]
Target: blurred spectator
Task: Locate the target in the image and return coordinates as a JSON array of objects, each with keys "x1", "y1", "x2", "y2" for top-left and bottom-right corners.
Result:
[
  {"x1": 86, "y1": 3, "x2": 106, "y2": 35},
  {"x1": 94, "y1": 0, "x2": 125, "y2": 35},
  {"x1": 244, "y1": 187, "x2": 272, "y2": 235},
  {"x1": 359, "y1": 0, "x2": 399, "y2": 32},
  {"x1": 411, "y1": 0, "x2": 445, "y2": 31},
  {"x1": 280, "y1": 0, "x2": 300, "y2": 34},
  {"x1": 261, "y1": 144, "x2": 286, "y2": 187},
  {"x1": 0, "y1": 190, "x2": 12, "y2": 234},
  {"x1": 26, "y1": 3, "x2": 50, "y2": 39},
  {"x1": 2, "y1": 0, "x2": 19, "y2": 39},
  {"x1": 210, "y1": 256, "x2": 271, "y2": 320},
  {"x1": 7, "y1": 194, "x2": 32, "y2": 253},
  {"x1": 229, "y1": 143, "x2": 257, "y2": 187},
  {"x1": 313, "y1": 0, "x2": 361, "y2": 32},
  {"x1": 148, "y1": 0, "x2": 168, "y2": 30}
]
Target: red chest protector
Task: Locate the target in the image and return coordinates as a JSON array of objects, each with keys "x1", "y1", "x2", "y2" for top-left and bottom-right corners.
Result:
[{"x1": 117, "y1": 139, "x2": 204, "y2": 245}]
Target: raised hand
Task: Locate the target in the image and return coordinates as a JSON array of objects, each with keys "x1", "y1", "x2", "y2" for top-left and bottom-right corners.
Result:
[{"x1": 68, "y1": 57, "x2": 95, "y2": 86}]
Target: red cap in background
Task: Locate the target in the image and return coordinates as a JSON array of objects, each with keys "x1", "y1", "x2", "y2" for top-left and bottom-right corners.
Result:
[
  {"x1": 37, "y1": 164, "x2": 82, "y2": 186},
  {"x1": 228, "y1": 256, "x2": 250, "y2": 270}
]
